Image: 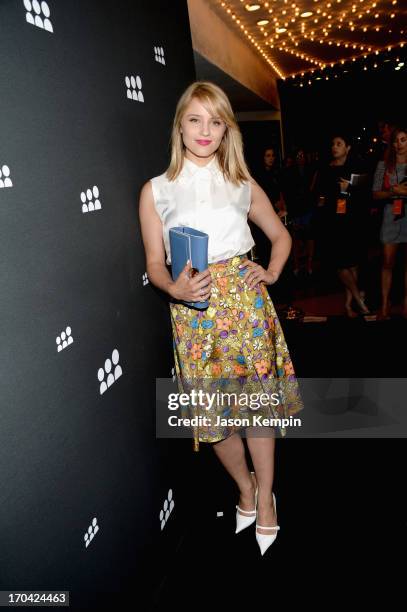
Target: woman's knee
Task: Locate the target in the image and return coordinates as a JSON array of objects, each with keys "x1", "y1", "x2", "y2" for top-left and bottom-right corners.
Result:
[
  {"x1": 382, "y1": 256, "x2": 396, "y2": 270},
  {"x1": 382, "y1": 245, "x2": 398, "y2": 269}
]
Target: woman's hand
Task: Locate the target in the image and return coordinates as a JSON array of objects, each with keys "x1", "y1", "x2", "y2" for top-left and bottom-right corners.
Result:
[
  {"x1": 339, "y1": 178, "x2": 350, "y2": 192},
  {"x1": 392, "y1": 182, "x2": 407, "y2": 197},
  {"x1": 238, "y1": 259, "x2": 279, "y2": 289},
  {"x1": 169, "y1": 260, "x2": 212, "y2": 302}
]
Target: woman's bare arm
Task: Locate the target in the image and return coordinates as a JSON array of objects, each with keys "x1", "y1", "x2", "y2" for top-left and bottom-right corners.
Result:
[
  {"x1": 373, "y1": 183, "x2": 407, "y2": 199},
  {"x1": 138, "y1": 181, "x2": 176, "y2": 297},
  {"x1": 138, "y1": 181, "x2": 212, "y2": 301},
  {"x1": 248, "y1": 179, "x2": 292, "y2": 277},
  {"x1": 372, "y1": 189, "x2": 393, "y2": 200}
]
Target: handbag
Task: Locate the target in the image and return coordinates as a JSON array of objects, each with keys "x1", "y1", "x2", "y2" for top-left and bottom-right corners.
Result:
[{"x1": 169, "y1": 226, "x2": 209, "y2": 309}]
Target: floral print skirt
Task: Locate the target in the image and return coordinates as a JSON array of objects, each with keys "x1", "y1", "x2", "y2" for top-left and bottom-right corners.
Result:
[{"x1": 169, "y1": 253, "x2": 304, "y2": 452}]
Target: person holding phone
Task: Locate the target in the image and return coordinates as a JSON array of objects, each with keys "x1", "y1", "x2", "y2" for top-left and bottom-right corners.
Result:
[{"x1": 139, "y1": 81, "x2": 303, "y2": 555}]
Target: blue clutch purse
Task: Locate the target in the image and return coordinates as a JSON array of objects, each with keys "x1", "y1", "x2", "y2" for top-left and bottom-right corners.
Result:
[{"x1": 169, "y1": 226, "x2": 209, "y2": 309}]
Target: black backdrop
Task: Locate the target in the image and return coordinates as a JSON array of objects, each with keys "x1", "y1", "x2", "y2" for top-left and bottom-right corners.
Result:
[{"x1": 0, "y1": 1, "x2": 196, "y2": 608}]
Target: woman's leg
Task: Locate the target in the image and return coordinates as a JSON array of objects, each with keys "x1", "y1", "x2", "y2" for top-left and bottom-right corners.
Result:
[
  {"x1": 345, "y1": 266, "x2": 360, "y2": 317},
  {"x1": 246, "y1": 429, "x2": 277, "y2": 535},
  {"x1": 338, "y1": 267, "x2": 369, "y2": 314},
  {"x1": 306, "y1": 239, "x2": 315, "y2": 274},
  {"x1": 212, "y1": 432, "x2": 256, "y2": 514},
  {"x1": 380, "y1": 243, "x2": 398, "y2": 318},
  {"x1": 292, "y1": 235, "x2": 302, "y2": 275},
  {"x1": 345, "y1": 287, "x2": 357, "y2": 317},
  {"x1": 403, "y1": 244, "x2": 407, "y2": 318}
]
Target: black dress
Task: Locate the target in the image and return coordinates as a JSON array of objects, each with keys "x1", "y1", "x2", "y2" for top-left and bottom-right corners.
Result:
[
  {"x1": 280, "y1": 164, "x2": 316, "y2": 240},
  {"x1": 254, "y1": 166, "x2": 283, "y2": 213},
  {"x1": 250, "y1": 166, "x2": 284, "y2": 270},
  {"x1": 313, "y1": 161, "x2": 368, "y2": 270}
]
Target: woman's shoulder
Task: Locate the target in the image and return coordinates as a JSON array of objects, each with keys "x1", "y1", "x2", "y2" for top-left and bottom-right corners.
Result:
[
  {"x1": 245, "y1": 176, "x2": 262, "y2": 196},
  {"x1": 146, "y1": 170, "x2": 172, "y2": 199},
  {"x1": 315, "y1": 162, "x2": 333, "y2": 176},
  {"x1": 149, "y1": 169, "x2": 169, "y2": 186},
  {"x1": 374, "y1": 160, "x2": 385, "y2": 172}
]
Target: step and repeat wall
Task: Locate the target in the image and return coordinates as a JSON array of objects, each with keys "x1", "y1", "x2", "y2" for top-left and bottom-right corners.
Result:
[{"x1": 0, "y1": 0, "x2": 196, "y2": 607}]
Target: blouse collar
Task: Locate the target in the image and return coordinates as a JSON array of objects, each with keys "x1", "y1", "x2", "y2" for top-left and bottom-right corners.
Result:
[{"x1": 178, "y1": 156, "x2": 224, "y2": 185}]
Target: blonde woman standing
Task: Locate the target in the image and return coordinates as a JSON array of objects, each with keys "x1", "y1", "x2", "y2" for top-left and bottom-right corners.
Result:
[{"x1": 139, "y1": 81, "x2": 303, "y2": 555}]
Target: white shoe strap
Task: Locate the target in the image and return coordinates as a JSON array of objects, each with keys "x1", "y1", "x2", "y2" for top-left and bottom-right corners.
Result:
[
  {"x1": 236, "y1": 505, "x2": 256, "y2": 515},
  {"x1": 256, "y1": 524, "x2": 280, "y2": 530}
]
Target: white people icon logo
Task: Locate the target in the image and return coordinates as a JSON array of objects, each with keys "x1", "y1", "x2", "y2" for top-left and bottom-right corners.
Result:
[{"x1": 24, "y1": 0, "x2": 53, "y2": 32}]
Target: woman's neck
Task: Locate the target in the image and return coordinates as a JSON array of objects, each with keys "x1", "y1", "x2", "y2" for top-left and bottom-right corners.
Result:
[
  {"x1": 184, "y1": 150, "x2": 216, "y2": 167},
  {"x1": 331, "y1": 156, "x2": 346, "y2": 167},
  {"x1": 396, "y1": 152, "x2": 407, "y2": 164}
]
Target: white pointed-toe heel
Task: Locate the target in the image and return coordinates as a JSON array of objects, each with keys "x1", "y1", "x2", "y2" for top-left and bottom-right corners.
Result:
[
  {"x1": 256, "y1": 492, "x2": 280, "y2": 555},
  {"x1": 235, "y1": 472, "x2": 258, "y2": 534}
]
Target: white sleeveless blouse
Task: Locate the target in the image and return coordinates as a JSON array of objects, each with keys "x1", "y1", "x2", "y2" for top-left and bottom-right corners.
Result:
[{"x1": 150, "y1": 157, "x2": 255, "y2": 265}]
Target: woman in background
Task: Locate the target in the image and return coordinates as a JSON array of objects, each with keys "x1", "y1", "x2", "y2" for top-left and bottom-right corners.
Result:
[
  {"x1": 251, "y1": 146, "x2": 287, "y2": 274},
  {"x1": 313, "y1": 134, "x2": 369, "y2": 317},
  {"x1": 255, "y1": 147, "x2": 287, "y2": 217},
  {"x1": 280, "y1": 147, "x2": 316, "y2": 276},
  {"x1": 372, "y1": 126, "x2": 407, "y2": 319}
]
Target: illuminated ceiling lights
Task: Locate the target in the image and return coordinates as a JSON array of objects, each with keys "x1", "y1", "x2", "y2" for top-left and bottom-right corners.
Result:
[
  {"x1": 221, "y1": 0, "x2": 285, "y2": 78},
  {"x1": 221, "y1": 0, "x2": 406, "y2": 81}
]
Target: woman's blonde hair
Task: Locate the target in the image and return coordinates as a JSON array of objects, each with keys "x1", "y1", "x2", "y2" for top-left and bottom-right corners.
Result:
[{"x1": 166, "y1": 81, "x2": 251, "y2": 185}]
